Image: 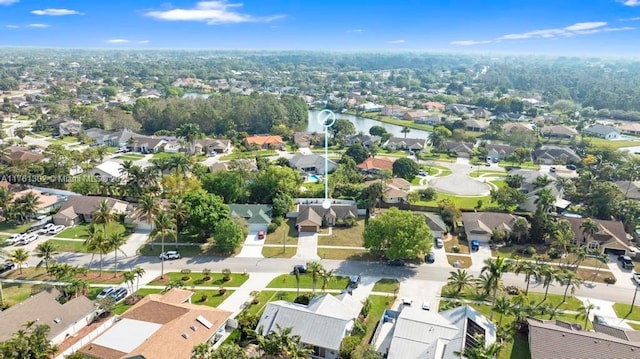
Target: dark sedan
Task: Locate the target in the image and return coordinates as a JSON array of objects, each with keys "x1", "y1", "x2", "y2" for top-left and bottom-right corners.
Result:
[{"x1": 387, "y1": 259, "x2": 405, "y2": 267}]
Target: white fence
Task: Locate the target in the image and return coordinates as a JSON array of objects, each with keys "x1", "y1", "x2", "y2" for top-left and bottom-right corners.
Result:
[{"x1": 54, "y1": 316, "x2": 118, "y2": 359}]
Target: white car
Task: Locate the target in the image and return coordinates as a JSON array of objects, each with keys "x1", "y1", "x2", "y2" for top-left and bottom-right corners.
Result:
[
  {"x1": 401, "y1": 298, "x2": 413, "y2": 306},
  {"x1": 422, "y1": 301, "x2": 431, "y2": 311},
  {"x1": 48, "y1": 225, "x2": 64, "y2": 235},
  {"x1": 19, "y1": 233, "x2": 38, "y2": 245},
  {"x1": 39, "y1": 223, "x2": 55, "y2": 234},
  {"x1": 633, "y1": 273, "x2": 640, "y2": 286},
  {"x1": 6, "y1": 234, "x2": 24, "y2": 245},
  {"x1": 159, "y1": 251, "x2": 181, "y2": 260},
  {"x1": 96, "y1": 286, "x2": 116, "y2": 299}
]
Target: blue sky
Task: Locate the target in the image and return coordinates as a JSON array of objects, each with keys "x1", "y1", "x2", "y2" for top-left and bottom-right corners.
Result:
[{"x1": 1, "y1": 0, "x2": 640, "y2": 55}]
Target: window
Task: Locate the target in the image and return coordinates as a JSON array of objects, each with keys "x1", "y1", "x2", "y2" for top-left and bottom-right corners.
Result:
[
  {"x1": 588, "y1": 242, "x2": 599, "y2": 250},
  {"x1": 312, "y1": 346, "x2": 326, "y2": 358},
  {"x1": 465, "y1": 318, "x2": 485, "y2": 351}
]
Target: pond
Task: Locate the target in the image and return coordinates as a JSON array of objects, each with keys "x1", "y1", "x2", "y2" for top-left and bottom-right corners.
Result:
[{"x1": 305, "y1": 110, "x2": 431, "y2": 139}]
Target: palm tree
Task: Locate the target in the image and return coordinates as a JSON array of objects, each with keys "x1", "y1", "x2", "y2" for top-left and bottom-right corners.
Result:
[
  {"x1": 514, "y1": 261, "x2": 539, "y2": 296},
  {"x1": 320, "y1": 268, "x2": 335, "y2": 292},
  {"x1": 135, "y1": 193, "x2": 159, "y2": 231},
  {"x1": 481, "y1": 257, "x2": 512, "y2": 320},
  {"x1": 493, "y1": 297, "x2": 512, "y2": 326},
  {"x1": 151, "y1": 211, "x2": 176, "y2": 279},
  {"x1": 580, "y1": 218, "x2": 599, "y2": 245},
  {"x1": 534, "y1": 188, "x2": 555, "y2": 213},
  {"x1": 306, "y1": 261, "x2": 323, "y2": 294},
  {"x1": 428, "y1": 130, "x2": 446, "y2": 152},
  {"x1": 538, "y1": 264, "x2": 560, "y2": 301},
  {"x1": 169, "y1": 196, "x2": 188, "y2": 237},
  {"x1": 573, "y1": 246, "x2": 587, "y2": 272},
  {"x1": 106, "y1": 232, "x2": 127, "y2": 277},
  {"x1": 400, "y1": 126, "x2": 411, "y2": 139},
  {"x1": 132, "y1": 266, "x2": 146, "y2": 293},
  {"x1": 34, "y1": 241, "x2": 58, "y2": 272},
  {"x1": 169, "y1": 154, "x2": 192, "y2": 176},
  {"x1": 92, "y1": 199, "x2": 115, "y2": 235},
  {"x1": 553, "y1": 225, "x2": 574, "y2": 265},
  {"x1": 8, "y1": 248, "x2": 29, "y2": 274},
  {"x1": 447, "y1": 269, "x2": 474, "y2": 294},
  {"x1": 512, "y1": 217, "x2": 529, "y2": 243},
  {"x1": 68, "y1": 278, "x2": 87, "y2": 298},
  {"x1": 538, "y1": 303, "x2": 561, "y2": 320},
  {"x1": 454, "y1": 335, "x2": 502, "y2": 359},
  {"x1": 176, "y1": 123, "x2": 202, "y2": 154},
  {"x1": 191, "y1": 342, "x2": 211, "y2": 359},
  {"x1": 575, "y1": 301, "x2": 599, "y2": 329},
  {"x1": 558, "y1": 269, "x2": 581, "y2": 302},
  {"x1": 123, "y1": 270, "x2": 136, "y2": 297}
]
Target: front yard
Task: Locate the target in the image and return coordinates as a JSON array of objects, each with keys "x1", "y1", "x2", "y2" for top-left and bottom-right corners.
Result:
[
  {"x1": 45, "y1": 239, "x2": 89, "y2": 253},
  {"x1": 264, "y1": 218, "x2": 299, "y2": 246},
  {"x1": 443, "y1": 235, "x2": 470, "y2": 254},
  {"x1": 317, "y1": 220, "x2": 365, "y2": 247},
  {"x1": 317, "y1": 248, "x2": 376, "y2": 260},
  {"x1": 372, "y1": 279, "x2": 399, "y2": 293},
  {"x1": 446, "y1": 254, "x2": 472, "y2": 268},
  {"x1": 115, "y1": 153, "x2": 145, "y2": 161},
  {"x1": 137, "y1": 243, "x2": 241, "y2": 257},
  {"x1": 147, "y1": 271, "x2": 249, "y2": 287},
  {"x1": 266, "y1": 273, "x2": 350, "y2": 290},
  {"x1": 261, "y1": 246, "x2": 296, "y2": 258},
  {"x1": 57, "y1": 222, "x2": 128, "y2": 239}
]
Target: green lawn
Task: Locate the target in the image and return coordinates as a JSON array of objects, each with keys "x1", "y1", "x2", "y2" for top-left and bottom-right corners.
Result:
[
  {"x1": 612, "y1": 303, "x2": 640, "y2": 321},
  {"x1": 115, "y1": 153, "x2": 145, "y2": 161},
  {"x1": 447, "y1": 254, "x2": 472, "y2": 268},
  {"x1": 262, "y1": 246, "x2": 296, "y2": 258},
  {"x1": 46, "y1": 239, "x2": 88, "y2": 253},
  {"x1": 589, "y1": 137, "x2": 640, "y2": 149},
  {"x1": 444, "y1": 235, "x2": 470, "y2": 254},
  {"x1": 627, "y1": 322, "x2": 640, "y2": 330},
  {"x1": 317, "y1": 248, "x2": 374, "y2": 260},
  {"x1": 220, "y1": 150, "x2": 277, "y2": 160},
  {"x1": 147, "y1": 271, "x2": 249, "y2": 287},
  {"x1": 423, "y1": 165, "x2": 453, "y2": 177},
  {"x1": 266, "y1": 274, "x2": 350, "y2": 290},
  {"x1": 245, "y1": 290, "x2": 312, "y2": 315},
  {"x1": 362, "y1": 112, "x2": 434, "y2": 132},
  {"x1": 317, "y1": 220, "x2": 365, "y2": 247},
  {"x1": 57, "y1": 222, "x2": 127, "y2": 239},
  {"x1": 468, "y1": 170, "x2": 505, "y2": 178},
  {"x1": 415, "y1": 192, "x2": 491, "y2": 210},
  {"x1": 362, "y1": 295, "x2": 394, "y2": 345},
  {"x1": 372, "y1": 279, "x2": 399, "y2": 293},
  {"x1": 132, "y1": 287, "x2": 235, "y2": 308},
  {"x1": 1, "y1": 283, "x2": 45, "y2": 307},
  {"x1": 265, "y1": 218, "x2": 299, "y2": 246},
  {"x1": 0, "y1": 222, "x2": 32, "y2": 234}
]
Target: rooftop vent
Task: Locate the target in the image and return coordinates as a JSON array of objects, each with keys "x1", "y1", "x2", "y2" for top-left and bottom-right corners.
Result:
[
  {"x1": 53, "y1": 318, "x2": 61, "y2": 324},
  {"x1": 196, "y1": 315, "x2": 213, "y2": 329},
  {"x1": 190, "y1": 325, "x2": 197, "y2": 331},
  {"x1": 181, "y1": 333, "x2": 189, "y2": 339}
]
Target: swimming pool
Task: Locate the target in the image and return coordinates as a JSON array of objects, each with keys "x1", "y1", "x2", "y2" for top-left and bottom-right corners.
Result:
[{"x1": 308, "y1": 174, "x2": 320, "y2": 182}]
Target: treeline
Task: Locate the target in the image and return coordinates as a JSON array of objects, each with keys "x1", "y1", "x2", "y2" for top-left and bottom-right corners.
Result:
[{"x1": 132, "y1": 93, "x2": 308, "y2": 135}]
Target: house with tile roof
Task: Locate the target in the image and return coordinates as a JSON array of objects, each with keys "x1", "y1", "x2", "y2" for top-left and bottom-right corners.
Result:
[
  {"x1": 533, "y1": 145, "x2": 581, "y2": 165},
  {"x1": 0, "y1": 288, "x2": 96, "y2": 345},
  {"x1": 461, "y1": 212, "x2": 527, "y2": 243},
  {"x1": 256, "y1": 293, "x2": 362, "y2": 359},
  {"x1": 560, "y1": 216, "x2": 632, "y2": 256},
  {"x1": 503, "y1": 122, "x2": 535, "y2": 134},
  {"x1": 3, "y1": 146, "x2": 44, "y2": 163},
  {"x1": 365, "y1": 178, "x2": 411, "y2": 204},
  {"x1": 243, "y1": 134, "x2": 285, "y2": 150},
  {"x1": 295, "y1": 203, "x2": 359, "y2": 232},
  {"x1": 357, "y1": 157, "x2": 394, "y2": 173},
  {"x1": 86, "y1": 161, "x2": 125, "y2": 182},
  {"x1": 540, "y1": 125, "x2": 578, "y2": 139},
  {"x1": 289, "y1": 154, "x2": 337, "y2": 175},
  {"x1": 79, "y1": 289, "x2": 232, "y2": 359},
  {"x1": 445, "y1": 142, "x2": 475, "y2": 158},
  {"x1": 617, "y1": 122, "x2": 640, "y2": 136},
  {"x1": 527, "y1": 318, "x2": 640, "y2": 359},
  {"x1": 52, "y1": 196, "x2": 129, "y2": 226},
  {"x1": 465, "y1": 119, "x2": 490, "y2": 132},
  {"x1": 195, "y1": 138, "x2": 232, "y2": 155},
  {"x1": 486, "y1": 144, "x2": 517, "y2": 160},
  {"x1": 229, "y1": 204, "x2": 273, "y2": 232}
]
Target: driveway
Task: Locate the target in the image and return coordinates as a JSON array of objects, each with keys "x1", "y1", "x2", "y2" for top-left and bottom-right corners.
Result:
[
  {"x1": 350, "y1": 275, "x2": 380, "y2": 303},
  {"x1": 469, "y1": 245, "x2": 492, "y2": 271},
  {"x1": 393, "y1": 278, "x2": 445, "y2": 311},
  {"x1": 576, "y1": 297, "x2": 632, "y2": 329},
  {"x1": 236, "y1": 229, "x2": 267, "y2": 258},
  {"x1": 294, "y1": 232, "x2": 320, "y2": 260},
  {"x1": 425, "y1": 245, "x2": 449, "y2": 269},
  {"x1": 426, "y1": 160, "x2": 493, "y2": 196},
  {"x1": 606, "y1": 258, "x2": 636, "y2": 289}
]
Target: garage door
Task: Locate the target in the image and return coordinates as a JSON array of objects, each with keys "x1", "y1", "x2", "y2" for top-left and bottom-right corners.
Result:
[
  {"x1": 248, "y1": 224, "x2": 268, "y2": 233},
  {"x1": 604, "y1": 248, "x2": 626, "y2": 256}
]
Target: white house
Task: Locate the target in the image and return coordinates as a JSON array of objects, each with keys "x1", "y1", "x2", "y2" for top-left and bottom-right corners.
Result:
[
  {"x1": 582, "y1": 125, "x2": 621, "y2": 140},
  {"x1": 86, "y1": 161, "x2": 125, "y2": 182}
]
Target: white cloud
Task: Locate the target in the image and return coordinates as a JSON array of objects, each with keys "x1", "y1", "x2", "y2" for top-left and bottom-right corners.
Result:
[
  {"x1": 619, "y1": 16, "x2": 640, "y2": 21},
  {"x1": 0, "y1": 0, "x2": 19, "y2": 5},
  {"x1": 347, "y1": 29, "x2": 363, "y2": 33},
  {"x1": 452, "y1": 20, "x2": 635, "y2": 46},
  {"x1": 138, "y1": 40, "x2": 150, "y2": 44},
  {"x1": 144, "y1": 1, "x2": 285, "y2": 25},
  {"x1": 386, "y1": 39, "x2": 405, "y2": 44},
  {"x1": 31, "y1": 8, "x2": 82, "y2": 16},
  {"x1": 6, "y1": 25, "x2": 19, "y2": 29},
  {"x1": 450, "y1": 40, "x2": 492, "y2": 46},
  {"x1": 27, "y1": 23, "x2": 50, "y2": 28},
  {"x1": 106, "y1": 39, "x2": 129, "y2": 43},
  {"x1": 620, "y1": 0, "x2": 640, "y2": 6}
]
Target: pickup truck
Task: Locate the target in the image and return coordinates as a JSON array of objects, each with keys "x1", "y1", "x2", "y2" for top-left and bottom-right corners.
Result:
[{"x1": 633, "y1": 273, "x2": 640, "y2": 286}]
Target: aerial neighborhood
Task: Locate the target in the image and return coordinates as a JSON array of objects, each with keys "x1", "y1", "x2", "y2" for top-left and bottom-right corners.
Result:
[{"x1": 0, "y1": 49, "x2": 640, "y2": 359}]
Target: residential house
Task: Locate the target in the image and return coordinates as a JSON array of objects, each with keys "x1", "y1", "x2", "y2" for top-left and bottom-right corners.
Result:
[
  {"x1": 130, "y1": 136, "x2": 167, "y2": 154},
  {"x1": 423, "y1": 101, "x2": 445, "y2": 112},
  {"x1": 614, "y1": 180, "x2": 640, "y2": 200},
  {"x1": 582, "y1": 125, "x2": 621, "y2": 140},
  {"x1": 384, "y1": 137, "x2": 426, "y2": 151},
  {"x1": 561, "y1": 216, "x2": 631, "y2": 255},
  {"x1": 527, "y1": 318, "x2": 640, "y2": 359},
  {"x1": 2, "y1": 146, "x2": 44, "y2": 163},
  {"x1": 445, "y1": 142, "x2": 474, "y2": 158},
  {"x1": 344, "y1": 134, "x2": 381, "y2": 147},
  {"x1": 0, "y1": 288, "x2": 95, "y2": 345},
  {"x1": 289, "y1": 154, "x2": 337, "y2": 175},
  {"x1": 471, "y1": 108, "x2": 492, "y2": 118},
  {"x1": 106, "y1": 128, "x2": 139, "y2": 147},
  {"x1": 209, "y1": 159, "x2": 258, "y2": 173},
  {"x1": 382, "y1": 106, "x2": 409, "y2": 117},
  {"x1": 163, "y1": 140, "x2": 182, "y2": 153},
  {"x1": 461, "y1": 212, "x2": 526, "y2": 243},
  {"x1": 497, "y1": 113, "x2": 528, "y2": 122},
  {"x1": 295, "y1": 203, "x2": 359, "y2": 232},
  {"x1": 59, "y1": 120, "x2": 82, "y2": 136},
  {"x1": 540, "y1": 125, "x2": 578, "y2": 139},
  {"x1": 84, "y1": 128, "x2": 115, "y2": 145},
  {"x1": 365, "y1": 178, "x2": 411, "y2": 204},
  {"x1": 86, "y1": 161, "x2": 125, "y2": 182},
  {"x1": 11, "y1": 189, "x2": 65, "y2": 214},
  {"x1": 465, "y1": 119, "x2": 490, "y2": 132},
  {"x1": 424, "y1": 213, "x2": 447, "y2": 238},
  {"x1": 256, "y1": 293, "x2": 362, "y2": 359},
  {"x1": 244, "y1": 135, "x2": 285, "y2": 150},
  {"x1": 195, "y1": 138, "x2": 232, "y2": 155},
  {"x1": 293, "y1": 132, "x2": 322, "y2": 147},
  {"x1": 374, "y1": 305, "x2": 496, "y2": 359},
  {"x1": 503, "y1": 122, "x2": 534, "y2": 134},
  {"x1": 359, "y1": 102, "x2": 384, "y2": 112},
  {"x1": 357, "y1": 157, "x2": 394, "y2": 173},
  {"x1": 79, "y1": 289, "x2": 232, "y2": 359},
  {"x1": 510, "y1": 169, "x2": 570, "y2": 213},
  {"x1": 445, "y1": 103, "x2": 470, "y2": 114},
  {"x1": 533, "y1": 145, "x2": 581, "y2": 165},
  {"x1": 229, "y1": 204, "x2": 273, "y2": 232},
  {"x1": 486, "y1": 144, "x2": 517, "y2": 160},
  {"x1": 415, "y1": 114, "x2": 444, "y2": 126},
  {"x1": 403, "y1": 110, "x2": 431, "y2": 122},
  {"x1": 617, "y1": 122, "x2": 640, "y2": 136},
  {"x1": 52, "y1": 195, "x2": 129, "y2": 226}
]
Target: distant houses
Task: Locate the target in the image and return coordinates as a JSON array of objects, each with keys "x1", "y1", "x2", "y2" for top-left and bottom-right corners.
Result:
[
  {"x1": 540, "y1": 125, "x2": 578, "y2": 139},
  {"x1": 244, "y1": 134, "x2": 285, "y2": 150},
  {"x1": 582, "y1": 125, "x2": 621, "y2": 140},
  {"x1": 384, "y1": 137, "x2": 426, "y2": 151}
]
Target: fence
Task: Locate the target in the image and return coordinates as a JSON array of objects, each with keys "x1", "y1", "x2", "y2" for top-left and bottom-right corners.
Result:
[{"x1": 54, "y1": 316, "x2": 118, "y2": 359}]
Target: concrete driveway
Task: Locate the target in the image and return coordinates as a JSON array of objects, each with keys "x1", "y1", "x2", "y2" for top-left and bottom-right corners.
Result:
[
  {"x1": 236, "y1": 230, "x2": 267, "y2": 258},
  {"x1": 469, "y1": 245, "x2": 492, "y2": 271},
  {"x1": 393, "y1": 278, "x2": 445, "y2": 311},
  {"x1": 294, "y1": 232, "x2": 320, "y2": 260},
  {"x1": 606, "y1": 258, "x2": 636, "y2": 289}
]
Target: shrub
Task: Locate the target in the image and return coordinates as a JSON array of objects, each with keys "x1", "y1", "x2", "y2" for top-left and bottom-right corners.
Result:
[
  {"x1": 199, "y1": 294, "x2": 208, "y2": 302},
  {"x1": 505, "y1": 286, "x2": 522, "y2": 295},
  {"x1": 340, "y1": 336, "x2": 361, "y2": 359},
  {"x1": 271, "y1": 216, "x2": 283, "y2": 227},
  {"x1": 547, "y1": 248, "x2": 561, "y2": 259},
  {"x1": 525, "y1": 246, "x2": 537, "y2": 256},
  {"x1": 267, "y1": 222, "x2": 279, "y2": 234},
  {"x1": 605, "y1": 276, "x2": 617, "y2": 284},
  {"x1": 452, "y1": 245, "x2": 461, "y2": 253},
  {"x1": 222, "y1": 268, "x2": 231, "y2": 282},
  {"x1": 218, "y1": 287, "x2": 227, "y2": 295},
  {"x1": 294, "y1": 294, "x2": 312, "y2": 305},
  {"x1": 180, "y1": 269, "x2": 191, "y2": 281},
  {"x1": 351, "y1": 318, "x2": 366, "y2": 337},
  {"x1": 202, "y1": 268, "x2": 211, "y2": 281},
  {"x1": 344, "y1": 217, "x2": 357, "y2": 227},
  {"x1": 419, "y1": 187, "x2": 437, "y2": 201}
]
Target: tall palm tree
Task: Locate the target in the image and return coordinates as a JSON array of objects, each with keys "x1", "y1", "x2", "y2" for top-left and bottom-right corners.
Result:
[
  {"x1": 428, "y1": 130, "x2": 446, "y2": 152},
  {"x1": 135, "y1": 193, "x2": 159, "y2": 231},
  {"x1": 83, "y1": 225, "x2": 103, "y2": 270},
  {"x1": 151, "y1": 211, "x2": 176, "y2": 279},
  {"x1": 534, "y1": 188, "x2": 555, "y2": 213},
  {"x1": 538, "y1": 264, "x2": 560, "y2": 301},
  {"x1": 512, "y1": 217, "x2": 529, "y2": 244},
  {"x1": 575, "y1": 301, "x2": 599, "y2": 329},
  {"x1": 400, "y1": 126, "x2": 411, "y2": 139},
  {"x1": 580, "y1": 218, "x2": 599, "y2": 245},
  {"x1": 8, "y1": 248, "x2": 29, "y2": 274},
  {"x1": 447, "y1": 269, "x2": 474, "y2": 294},
  {"x1": 169, "y1": 196, "x2": 188, "y2": 236},
  {"x1": 320, "y1": 268, "x2": 335, "y2": 293},
  {"x1": 306, "y1": 261, "x2": 323, "y2": 294},
  {"x1": 106, "y1": 232, "x2": 127, "y2": 277},
  {"x1": 132, "y1": 266, "x2": 146, "y2": 293},
  {"x1": 92, "y1": 199, "x2": 115, "y2": 235},
  {"x1": 514, "y1": 261, "x2": 539, "y2": 296},
  {"x1": 169, "y1": 154, "x2": 192, "y2": 176},
  {"x1": 176, "y1": 123, "x2": 202, "y2": 154},
  {"x1": 454, "y1": 335, "x2": 502, "y2": 359},
  {"x1": 123, "y1": 270, "x2": 136, "y2": 296},
  {"x1": 573, "y1": 246, "x2": 588, "y2": 272},
  {"x1": 68, "y1": 278, "x2": 87, "y2": 298},
  {"x1": 558, "y1": 269, "x2": 581, "y2": 302},
  {"x1": 34, "y1": 241, "x2": 59, "y2": 272},
  {"x1": 480, "y1": 257, "x2": 512, "y2": 320},
  {"x1": 553, "y1": 225, "x2": 574, "y2": 265},
  {"x1": 493, "y1": 297, "x2": 512, "y2": 327}
]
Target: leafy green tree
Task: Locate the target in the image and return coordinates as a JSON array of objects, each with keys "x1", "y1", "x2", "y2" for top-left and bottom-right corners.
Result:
[
  {"x1": 272, "y1": 192, "x2": 293, "y2": 218},
  {"x1": 0, "y1": 322, "x2": 59, "y2": 358},
  {"x1": 249, "y1": 165, "x2": 302, "y2": 203},
  {"x1": 202, "y1": 171, "x2": 246, "y2": 203},
  {"x1": 70, "y1": 174, "x2": 101, "y2": 195},
  {"x1": 99, "y1": 86, "x2": 118, "y2": 100},
  {"x1": 489, "y1": 186, "x2": 526, "y2": 211},
  {"x1": 211, "y1": 219, "x2": 244, "y2": 253},
  {"x1": 369, "y1": 125, "x2": 388, "y2": 137},
  {"x1": 363, "y1": 207, "x2": 433, "y2": 259},
  {"x1": 392, "y1": 157, "x2": 419, "y2": 180},
  {"x1": 340, "y1": 336, "x2": 361, "y2": 359},
  {"x1": 330, "y1": 119, "x2": 356, "y2": 141},
  {"x1": 183, "y1": 190, "x2": 230, "y2": 239},
  {"x1": 209, "y1": 344, "x2": 247, "y2": 359},
  {"x1": 505, "y1": 174, "x2": 525, "y2": 188},
  {"x1": 344, "y1": 143, "x2": 369, "y2": 164}
]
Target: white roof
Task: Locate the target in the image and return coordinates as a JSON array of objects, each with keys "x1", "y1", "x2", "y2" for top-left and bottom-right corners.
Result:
[
  {"x1": 95, "y1": 161, "x2": 124, "y2": 178},
  {"x1": 92, "y1": 318, "x2": 161, "y2": 353}
]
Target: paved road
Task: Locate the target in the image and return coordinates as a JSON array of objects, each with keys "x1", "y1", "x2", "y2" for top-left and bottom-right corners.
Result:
[{"x1": 426, "y1": 159, "x2": 495, "y2": 196}]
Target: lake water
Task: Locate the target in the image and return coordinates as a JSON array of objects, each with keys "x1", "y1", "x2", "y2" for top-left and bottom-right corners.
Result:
[{"x1": 305, "y1": 110, "x2": 431, "y2": 139}]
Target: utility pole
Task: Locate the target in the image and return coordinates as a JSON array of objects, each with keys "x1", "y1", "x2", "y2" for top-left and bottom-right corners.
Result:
[{"x1": 631, "y1": 285, "x2": 639, "y2": 313}]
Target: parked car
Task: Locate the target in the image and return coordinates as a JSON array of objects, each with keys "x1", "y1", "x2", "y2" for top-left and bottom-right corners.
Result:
[
  {"x1": 387, "y1": 259, "x2": 405, "y2": 267},
  {"x1": 293, "y1": 265, "x2": 307, "y2": 274},
  {"x1": 0, "y1": 262, "x2": 16, "y2": 274},
  {"x1": 96, "y1": 286, "x2": 116, "y2": 299},
  {"x1": 435, "y1": 238, "x2": 444, "y2": 248},
  {"x1": 401, "y1": 298, "x2": 413, "y2": 306},
  {"x1": 39, "y1": 223, "x2": 55, "y2": 234},
  {"x1": 19, "y1": 233, "x2": 38, "y2": 245},
  {"x1": 422, "y1": 301, "x2": 431, "y2": 311},
  {"x1": 566, "y1": 164, "x2": 577, "y2": 170},
  {"x1": 418, "y1": 170, "x2": 427, "y2": 176},
  {"x1": 257, "y1": 230, "x2": 265, "y2": 240},
  {"x1": 471, "y1": 240, "x2": 480, "y2": 251},
  {"x1": 159, "y1": 251, "x2": 180, "y2": 260},
  {"x1": 48, "y1": 225, "x2": 64, "y2": 234},
  {"x1": 109, "y1": 287, "x2": 128, "y2": 301},
  {"x1": 549, "y1": 166, "x2": 557, "y2": 173},
  {"x1": 425, "y1": 252, "x2": 435, "y2": 263},
  {"x1": 6, "y1": 234, "x2": 24, "y2": 245},
  {"x1": 619, "y1": 255, "x2": 634, "y2": 270},
  {"x1": 349, "y1": 275, "x2": 361, "y2": 289},
  {"x1": 633, "y1": 273, "x2": 640, "y2": 286}
]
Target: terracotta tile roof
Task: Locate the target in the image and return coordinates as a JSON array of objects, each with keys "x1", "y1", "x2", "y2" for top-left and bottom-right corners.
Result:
[
  {"x1": 244, "y1": 135, "x2": 284, "y2": 146},
  {"x1": 357, "y1": 157, "x2": 394, "y2": 171},
  {"x1": 12, "y1": 189, "x2": 62, "y2": 210},
  {"x1": 5, "y1": 146, "x2": 44, "y2": 162}
]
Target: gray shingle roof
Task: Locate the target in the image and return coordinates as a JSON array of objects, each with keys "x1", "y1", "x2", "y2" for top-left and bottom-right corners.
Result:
[
  {"x1": 229, "y1": 204, "x2": 273, "y2": 225},
  {"x1": 583, "y1": 124, "x2": 620, "y2": 136}
]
